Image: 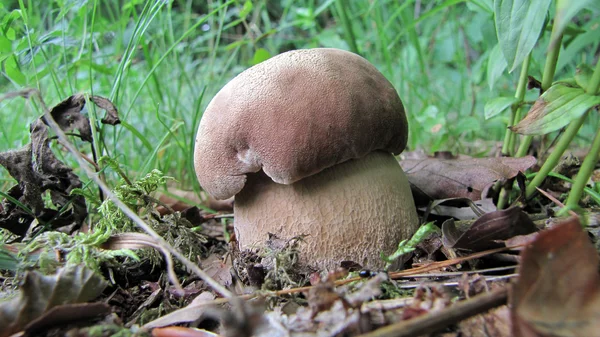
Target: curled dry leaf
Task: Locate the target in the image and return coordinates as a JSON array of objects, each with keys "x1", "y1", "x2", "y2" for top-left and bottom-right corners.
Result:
[
  {"x1": 0, "y1": 93, "x2": 119, "y2": 236},
  {"x1": 44, "y1": 94, "x2": 120, "y2": 141},
  {"x1": 0, "y1": 118, "x2": 87, "y2": 236},
  {"x1": 89, "y1": 95, "x2": 120, "y2": 125},
  {"x1": 46, "y1": 94, "x2": 93, "y2": 142},
  {"x1": 400, "y1": 156, "x2": 536, "y2": 201},
  {"x1": 442, "y1": 207, "x2": 537, "y2": 251},
  {"x1": 143, "y1": 292, "x2": 216, "y2": 329},
  {"x1": 511, "y1": 217, "x2": 600, "y2": 337},
  {"x1": 0, "y1": 265, "x2": 107, "y2": 337}
]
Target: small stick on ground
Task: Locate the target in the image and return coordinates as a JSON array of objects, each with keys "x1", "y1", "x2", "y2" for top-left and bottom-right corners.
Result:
[{"x1": 357, "y1": 287, "x2": 509, "y2": 337}]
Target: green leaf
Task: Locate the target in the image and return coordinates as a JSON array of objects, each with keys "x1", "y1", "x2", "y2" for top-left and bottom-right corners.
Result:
[
  {"x1": 1, "y1": 10, "x2": 23, "y2": 36},
  {"x1": 552, "y1": 0, "x2": 592, "y2": 48},
  {"x1": 485, "y1": 96, "x2": 518, "y2": 119},
  {"x1": 575, "y1": 63, "x2": 595, "y2": 92},
  {"x1": 0, "y1": 246, "x2": 19, "y2": 271},
  {"x1": 4, "y1": 55, "x2": 26, "y2": 85},
  {"x1": 487, "y1": 42, "x2": 507, "y2": 90},
  {"x1": 453, "y1": 116, "x2": 480, "y2": 134},
  {"x1": 251, "y1": 48, "x2": 271, "y2": 65},
  {"x1": 0, "y1": 35, "x2": 11, "y2": 54},
  {"x1": 510, "y1": 84, "x2": 600, "y2": 135},
  {"x1": 557, "y1": 16, "x2": 600, "y2": 72},
  {"x1": 494, "y1": 0, "x2": 551, "y2": 72},
  {"x1": 239, "y1": 0, "x2": 253, "y2": 19}
]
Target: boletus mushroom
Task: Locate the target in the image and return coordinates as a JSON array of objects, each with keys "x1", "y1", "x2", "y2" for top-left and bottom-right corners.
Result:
[{"x1": 194, "y1": 48, "x2": 419, "y2": 270}]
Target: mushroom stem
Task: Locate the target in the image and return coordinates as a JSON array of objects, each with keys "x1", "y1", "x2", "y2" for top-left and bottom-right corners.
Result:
[{"x1": 234, "y1": 151, "x2": 419, "y2": 270}]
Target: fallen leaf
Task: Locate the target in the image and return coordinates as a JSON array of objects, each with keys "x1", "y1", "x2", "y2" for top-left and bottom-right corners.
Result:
[
  {"x1": 0, "y1": 118, "x2": 87, "y2": 236},
  {"x1": 25, "y1": 302, "x2": 110, "y2": 335},
  {"x1": 0, "y1": 93, "x2": 119, "y2": 236},
  {"x1": 427, "y1": 197, "x2": 497, "y2": 220},
  {"x1": 442, "y1": 207, "x2": 537, "y2": 251},
  {"x1": 459, "y1": 305, "x2": 511, "y2": 337},
  {"x1": 400, "y1": 156, "x2": 536, "y2": 201},
  {"x1": 402, "y1": 284, "x2": 450, "y2": 320},
  {"x1": 0, "y1": 264, "x2": 107, "y2": 337},
  {"x1": 152, "y1": 326, "x2": 222, "y2": 337},
  {"x1": 156, "y1": 188, "x2": 233, "y2": 214},
  {"x1": 511, "y1": 217, "x2": 600, "y2": 336},
  {"x1": 45, "y1": 94, "x2": 93, "y2": 142},
  {"x1": 201, "y1": 254, "x2": 233, "y2": 288},
  {"x1": 143, "y1": 292, "x2": 216, "y2": 329}
]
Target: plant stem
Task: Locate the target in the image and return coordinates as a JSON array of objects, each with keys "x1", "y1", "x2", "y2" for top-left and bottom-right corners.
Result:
[
  {"x1": 516, "y1": 28, "x2": 564, "y2": 158},
  {"x1": 502, "y1": 53, "x2": 530, "y2": 156},
  {"x1": 334, "y1": 0, "x2": 360, "y2": 55},
  {"x1": 585, "y1": 55, "x2": 600, "y2": 95},
  {"x1": 522, "y1": 21, "x2": 570, "y2": 197},
  {"x1": 565, "y1": 58, "x2": 600, "y2": 207},
  {"x1": 566, "y1": 125, "x2": 600, "y2": 208},
  {"x1": 525, "y1": 113, "x2": 587, "y2": 198},
  {"x1": 497, "y1": 54, "x2": 531, "y2": 209}
]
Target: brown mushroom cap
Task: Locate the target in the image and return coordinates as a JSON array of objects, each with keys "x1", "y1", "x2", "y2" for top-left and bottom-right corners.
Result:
[{"x1": 194, "y1": 48, "x2": 409, "y2": 200}]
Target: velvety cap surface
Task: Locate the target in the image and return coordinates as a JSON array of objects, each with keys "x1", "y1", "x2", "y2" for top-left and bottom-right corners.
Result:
[{"x1": 194, "y1": 48, "x2": 409, "y2": 199}]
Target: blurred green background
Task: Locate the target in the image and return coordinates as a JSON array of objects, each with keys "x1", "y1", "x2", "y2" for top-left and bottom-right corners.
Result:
[{"x1": 0, "y1": 0, "x2": 598, "y2": 190}]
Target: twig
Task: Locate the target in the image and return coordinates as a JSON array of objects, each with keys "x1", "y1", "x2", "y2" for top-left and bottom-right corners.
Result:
[
  {"x1": 535, "y1": 187, "x2": 578, "y2": 217},
  {"x1": 20, "y1": 89, "x2": 235, "y2": 299},
  {"x1": 356, "y1": 287, "x2": 508, "y2": 337}
]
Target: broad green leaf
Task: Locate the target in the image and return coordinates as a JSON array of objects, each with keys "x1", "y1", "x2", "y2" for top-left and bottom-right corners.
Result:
[
  {"x1": 511, "y1": 84, "x2": 600, "y2": 135},
  {"x1": 251, "y1": 48, "x2": 271, "y2": 65},
  {"x1": 485, "y1": 96, "x2": 518, "y2": 119},
  {"x1": 0, "y1": 35, "x2": 11, "y2": 54},
  {"x1": 4, "y1": 55, "x2": 25, "y2": 85},
  {"x1": 552, "y1": 0, "x2": 593, "y2": 48},
  {"x1": 1, "y1": 10, "x2": 23, "y2": 34},
  {"x1": 494, "y1": 0, "x2": 551, "y2": 72},
  {"x1": 4, "y1": 27, "x2": 15, "y2": 40},
  {"x1": 575, "y1": 63, "x2": 595, "y2": 92},
  {"x1": 487, "y1": 43, "x2": 507, "y2": 90},
  {"x1": 557, "y1": 16, "x2": 600, "y2": 72},
  {"x1": 467, "y1": 0, "x2": 494, "y2": 14},
  {"x1": 454, "y1": 116, "x2": 480, "y2": 134}
]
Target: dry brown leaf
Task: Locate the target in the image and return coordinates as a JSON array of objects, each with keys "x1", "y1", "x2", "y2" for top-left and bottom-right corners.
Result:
[
  {"x1": 442, "y1": 207, "x2": 537, "y2": 251},
  {"x1": 25, "y1": 302, "x2": 110, "y2": 335},
  {"x1": 156, "y1": 188, "x2": 233, "y2": 214},
  {"x1": 0, "y1": 265, "x2": 107, "y2": 337},
  {"x1": 201, "y1": 254, "x2": 233, "y2": 288},
  {"x1": 89, "y1": 95, "x2": 121, "y2": 125},
  {"x1": 143, "y1": 292, "x2": 217, "y2": 329},
  {"x1": 511, "y1": 217, "x2": 600, "y2": 337},
  {"x1": 400, "y1": 156, "x2": 536, "y2": 200},
  {"x1": 458, "y1": 306, "x2": 511, "y2": 337},
  {"x1": 0, "y1": 118, "x2": 87, "y2": 236},
  {"x1": 46, "y1": 94, "x2": 93, "y2": 141}
]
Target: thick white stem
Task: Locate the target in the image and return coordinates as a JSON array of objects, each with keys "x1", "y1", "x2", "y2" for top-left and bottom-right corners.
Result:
[{"x1": 234, "y1": 151, "x2": 419, "y2": 270}]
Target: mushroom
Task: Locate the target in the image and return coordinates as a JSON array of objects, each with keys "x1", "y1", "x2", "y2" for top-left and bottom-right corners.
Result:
[{"x1": 194, "y1": 48, "x2": 419, "y2": 270}]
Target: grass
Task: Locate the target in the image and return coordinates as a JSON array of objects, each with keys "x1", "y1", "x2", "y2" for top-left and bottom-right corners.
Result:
[{"x1": 0, "y1": 0, "x2": 598, "y2": 193}]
